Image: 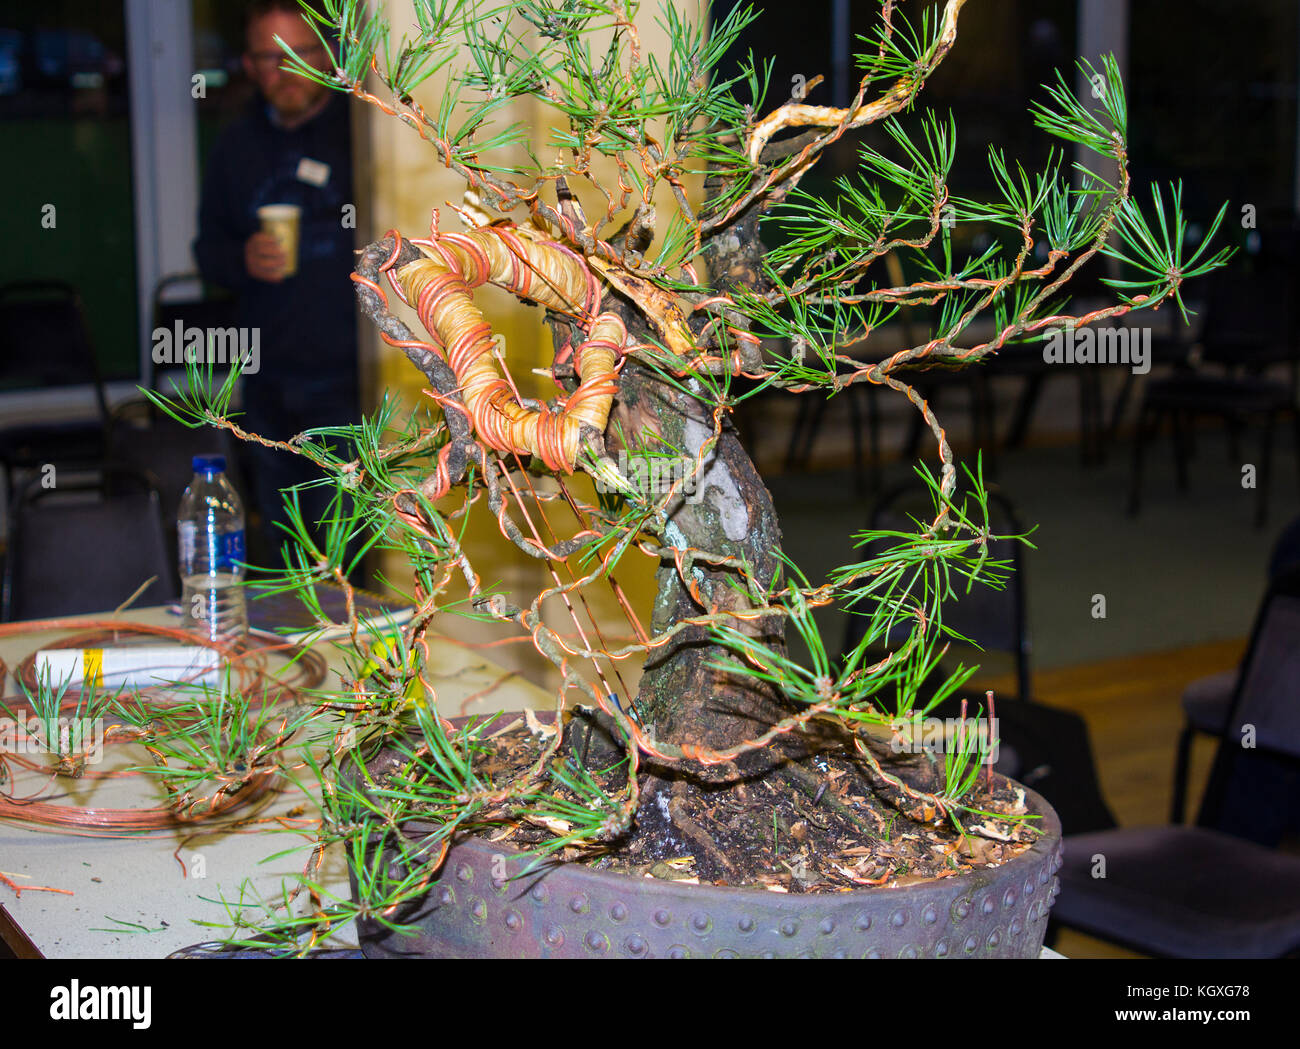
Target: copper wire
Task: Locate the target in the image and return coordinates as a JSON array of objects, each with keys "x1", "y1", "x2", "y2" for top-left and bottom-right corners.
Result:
[
  {"x1": 394, "y1": 223, "x2": 626, "y2": 473},
  {"x1": 0, "y1": 620, "x2": 327, "y2": 834}
]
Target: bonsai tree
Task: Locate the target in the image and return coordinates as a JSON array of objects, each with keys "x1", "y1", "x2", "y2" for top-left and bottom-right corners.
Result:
[{"x1": 150, "y1": 0, "x2": 1229, "y2": 950}]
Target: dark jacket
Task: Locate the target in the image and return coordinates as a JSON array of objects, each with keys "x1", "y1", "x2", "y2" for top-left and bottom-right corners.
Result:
[{"x1": 193, "y1": 92, "x2": 356, "y2": 379}]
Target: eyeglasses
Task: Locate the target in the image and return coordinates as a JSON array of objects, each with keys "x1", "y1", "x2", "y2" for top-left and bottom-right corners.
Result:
[{"x1": 247, "y1": 43, "x2": 330, "y2": 72}]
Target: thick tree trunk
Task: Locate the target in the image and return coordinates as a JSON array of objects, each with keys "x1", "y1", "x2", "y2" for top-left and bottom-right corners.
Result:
[
  {"x1": 609, "y1": 360, "x2": 790, "y2": 759},
  {"x1": 588, "y1": 166, "x2": 797, "y2": 765}
]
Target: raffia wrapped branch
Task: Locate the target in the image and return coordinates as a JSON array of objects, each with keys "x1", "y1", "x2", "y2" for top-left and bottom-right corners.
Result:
[
  {"x1": 395, "y1": 226, "x2": 625, "y2": 474},
  {"x1": 744, "y1": 0, "x2": 967, "y2": 163}
]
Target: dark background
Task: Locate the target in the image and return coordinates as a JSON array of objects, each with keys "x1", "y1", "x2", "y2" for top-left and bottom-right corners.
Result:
[{"x1": 0, "y1": 1, "x2": 1297, "y2": 378}]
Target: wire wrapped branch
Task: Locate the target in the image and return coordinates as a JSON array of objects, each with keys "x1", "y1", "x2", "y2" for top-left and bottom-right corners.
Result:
[
  {"x1": 353, "y1": 235, "x2": 481, "y2": 495},
  {"x1": 744, "y1": 0, "x2": 968, "y2": 165},
  {"x1": 394, "y1": 224, "x2": 627, "y2": 475}
]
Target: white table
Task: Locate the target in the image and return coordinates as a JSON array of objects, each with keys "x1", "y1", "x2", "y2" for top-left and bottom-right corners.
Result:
[{"x1": 0, "y1": 607, "x2": 550, "y2": 958}]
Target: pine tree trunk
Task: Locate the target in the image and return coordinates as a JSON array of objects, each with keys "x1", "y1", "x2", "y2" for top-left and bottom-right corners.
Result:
[
  {"x1": 599, "y1": 179, "x2": 794, "y2": 763},
  {"x1": 610, "y1": 360, "x2": 791, "y2": 759}
]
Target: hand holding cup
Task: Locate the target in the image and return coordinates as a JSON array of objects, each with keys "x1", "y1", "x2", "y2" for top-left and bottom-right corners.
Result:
[{"x1": 250, "y1": 204, "x2": 302, "y2": 281}]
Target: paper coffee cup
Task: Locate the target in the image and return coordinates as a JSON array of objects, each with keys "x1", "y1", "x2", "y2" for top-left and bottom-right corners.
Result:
[{"x1": 257, "y1": 203, "x2": 301, "y2": 276}]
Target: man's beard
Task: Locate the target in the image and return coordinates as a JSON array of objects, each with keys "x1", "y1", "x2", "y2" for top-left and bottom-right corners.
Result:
[{"x1": 270, "y1": 82, "x2": 322, "y2": 122}]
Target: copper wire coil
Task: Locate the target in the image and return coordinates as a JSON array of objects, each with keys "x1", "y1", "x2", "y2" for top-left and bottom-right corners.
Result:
[
  {"x1": 6, "y1": 622, "x2": 327, "y2": 700},
  {"x1": 393, "y1": 224, "x2": 625, "y2": 473},
  {"x1": 0, "y1": 619, "x2": 330, "y2": 833},
  {"x1": 0, "y1": 754, "x2": 284, "y2": 834}
]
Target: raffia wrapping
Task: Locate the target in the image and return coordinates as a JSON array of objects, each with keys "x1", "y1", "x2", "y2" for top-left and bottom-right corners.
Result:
[{"x1": 396, "y1": 227, "x2": 624, "y2": 473}]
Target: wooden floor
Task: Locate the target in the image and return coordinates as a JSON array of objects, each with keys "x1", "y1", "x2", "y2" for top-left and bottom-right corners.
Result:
[{"x1": 983, "y1": 638, "x2": 1246, "y2": 959}]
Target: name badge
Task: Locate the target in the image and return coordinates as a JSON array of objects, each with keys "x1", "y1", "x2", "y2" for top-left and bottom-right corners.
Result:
[{"x1": 296, "y1": 157, "x2": 331, "y2": 187}]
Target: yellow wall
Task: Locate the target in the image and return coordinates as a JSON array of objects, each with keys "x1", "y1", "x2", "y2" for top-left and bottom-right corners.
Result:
[{"x1": 353, "y1": 2, "x2": 705, "y2": 692}]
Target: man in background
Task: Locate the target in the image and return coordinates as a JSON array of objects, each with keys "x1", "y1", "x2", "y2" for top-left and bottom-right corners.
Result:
[{"x1": 193, "y1": 0, "x2": 359, "y2": 568}]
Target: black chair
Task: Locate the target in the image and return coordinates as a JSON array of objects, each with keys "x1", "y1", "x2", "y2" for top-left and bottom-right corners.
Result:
[
  {"x1": 0, "y1": 280, "x2": 110, "y2": 493},
  {"x1": 842, "y1": 483, "x2": 1031, "y2": 703},
  {"x1": 986, "y1": 254, "x2": 1116, "y2": 465},
  {"x1": 2, "y1": 467, "x2": 178, "y2": 622},
  {"x1": 107, "y1": 397, "x2": 245, "y2": 573},
  {"x1": 783, "y1": 371, "x2": 884, "y2": 494},
  {"x1": 841, "y1": 483, "x2": 1120, "y2": 836},
  {"x1": 1127, "y1": 239, "x2": 1300, "y2": 527},
  {"x1": 1169, "y1": 516, "x2": 1300, "y2": 823},
  {"x1": 782, "y1": 254, "x2": 996, "y2": 492},
  {"x1": 1168, "y1": 667, "x2": 1238, "y2": 825},
  {"x1": 781, "y1": 352, "x2": 996, "y2": 494},
  {"x1": 146, "y1": 273, "x2": 237, "y2": 390},
  {"x1": 1128, "y1": 375, "x2": 1298, "y2": 527},
  {"x1": 984, "y1": 340, "x2": 1105, "y2": 463},
  {"x1": 1051, "y1": 568, "x2": 1300, "y2": 958},
  {"x1": 987, "y1": 698, "x2": 1119, "y2": 837}
]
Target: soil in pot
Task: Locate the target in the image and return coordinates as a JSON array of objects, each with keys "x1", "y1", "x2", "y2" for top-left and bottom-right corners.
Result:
[
  {"x1": 360, "y1": 708, "x2": 1047, "y2": 897},
  {"x1": 351, "y1": 711, "x2": 1062, "y2": 959}
]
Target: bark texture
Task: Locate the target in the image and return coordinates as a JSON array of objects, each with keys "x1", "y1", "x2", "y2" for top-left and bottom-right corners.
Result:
[{"x1": 610, "y1": 361, "x2": 790, "y2": 762}]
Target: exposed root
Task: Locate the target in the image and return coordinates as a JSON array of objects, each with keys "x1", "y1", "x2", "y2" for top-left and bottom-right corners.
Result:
[
  {"x1": 669, "y1": 779, "x2": 739, "y2": 878},
  {"x1": 778, "y1": 758, "x2": 878, "y2": 840}
]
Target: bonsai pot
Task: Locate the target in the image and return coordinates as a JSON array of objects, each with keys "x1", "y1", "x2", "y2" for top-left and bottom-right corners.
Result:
[{"x1": 350, "y1": 762, "x2": 1062, "y2": 959}]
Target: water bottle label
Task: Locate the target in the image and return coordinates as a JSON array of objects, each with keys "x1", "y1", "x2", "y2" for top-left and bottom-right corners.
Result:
[
  {"x1": 216, "y1": 529, "x2": 246, "y2": 571},
  {"x1": 178, "y1": 523, "x2": 244, "y2": 572}
]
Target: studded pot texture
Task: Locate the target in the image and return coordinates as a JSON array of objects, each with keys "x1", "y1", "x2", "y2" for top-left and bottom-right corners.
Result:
[{"x1": 352, "y1": 777, "x2": 1062, "y2": 959}]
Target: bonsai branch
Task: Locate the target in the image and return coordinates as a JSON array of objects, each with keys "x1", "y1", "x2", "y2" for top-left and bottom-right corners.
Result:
[
  {"x1": 393, "y1": 223, "x2": 625, "y2": 476},
  {"x1": 748, "y1": 0, "x2": 967, "y2": 164}
]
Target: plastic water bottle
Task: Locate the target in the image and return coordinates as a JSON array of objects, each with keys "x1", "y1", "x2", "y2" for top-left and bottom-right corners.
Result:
[{"x1": 178, "y1": 454, "x2": 247, "y2": 643}]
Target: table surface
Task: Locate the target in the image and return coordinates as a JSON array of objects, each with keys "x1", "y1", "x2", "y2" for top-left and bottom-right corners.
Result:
[
  {"x1": 0, "y1": 611, "x2": 1070, "y2": 960},
  {"x1": 0, "y1": 607, "x2": 550, "y2": 958}
]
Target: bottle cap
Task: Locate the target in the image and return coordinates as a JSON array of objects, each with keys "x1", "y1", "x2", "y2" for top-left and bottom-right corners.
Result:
[{"x1": 192, "y1": 454, "x2": 226, "y2": 473}]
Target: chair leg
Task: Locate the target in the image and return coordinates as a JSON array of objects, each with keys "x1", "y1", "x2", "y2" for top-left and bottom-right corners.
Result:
[
  {"x1": 1128, "y1": 401, "x2": 1153, "y2": 516},
  {"x1": 1171, "y1": 409, "x2": 1190, "y2": 493},
  {"x1": 971, "y1": 375, "x2": 997, "y2": 477},
  {"x1": 785, "y1": 397, "x2": 826, "y2": 471},
  {"x1": 1171, "y1": 722, "x2": 1195, "y2": 824},
  {"x1": 1005, "y1": 373, "x2": 1045, "y2": 449},
  {"x1": 1092, "y1": 371, "x2": 1107, "y2": 464},
  {"x1": 866, "y1": 383, "x2": 882, "y2": 492},
  {"x1": 1079, "y1": 371, "x2": 1101, "y2": 466},
  {"x1": 846, "y1": 387, "x2": 865, "y2": 494},
  {"x1": 1108, "y1": 371, "x2": 1136, "y2": 445},
  {"x1": 784, "y1": 399, "x2": 810, "y2": 471},
  {"x1": 1255, "y1": 408, "x2": 1276, "y2": 528},
  {"x1": 1225, "y1": 413, "x2": 1242, "y2": 463},
  {"x1": 1292, "y1": 408, "x2": 1300, "y2": 497},
  {"x1": 1077, "y1": 372, "x2": 1091, "y2": 466}
]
